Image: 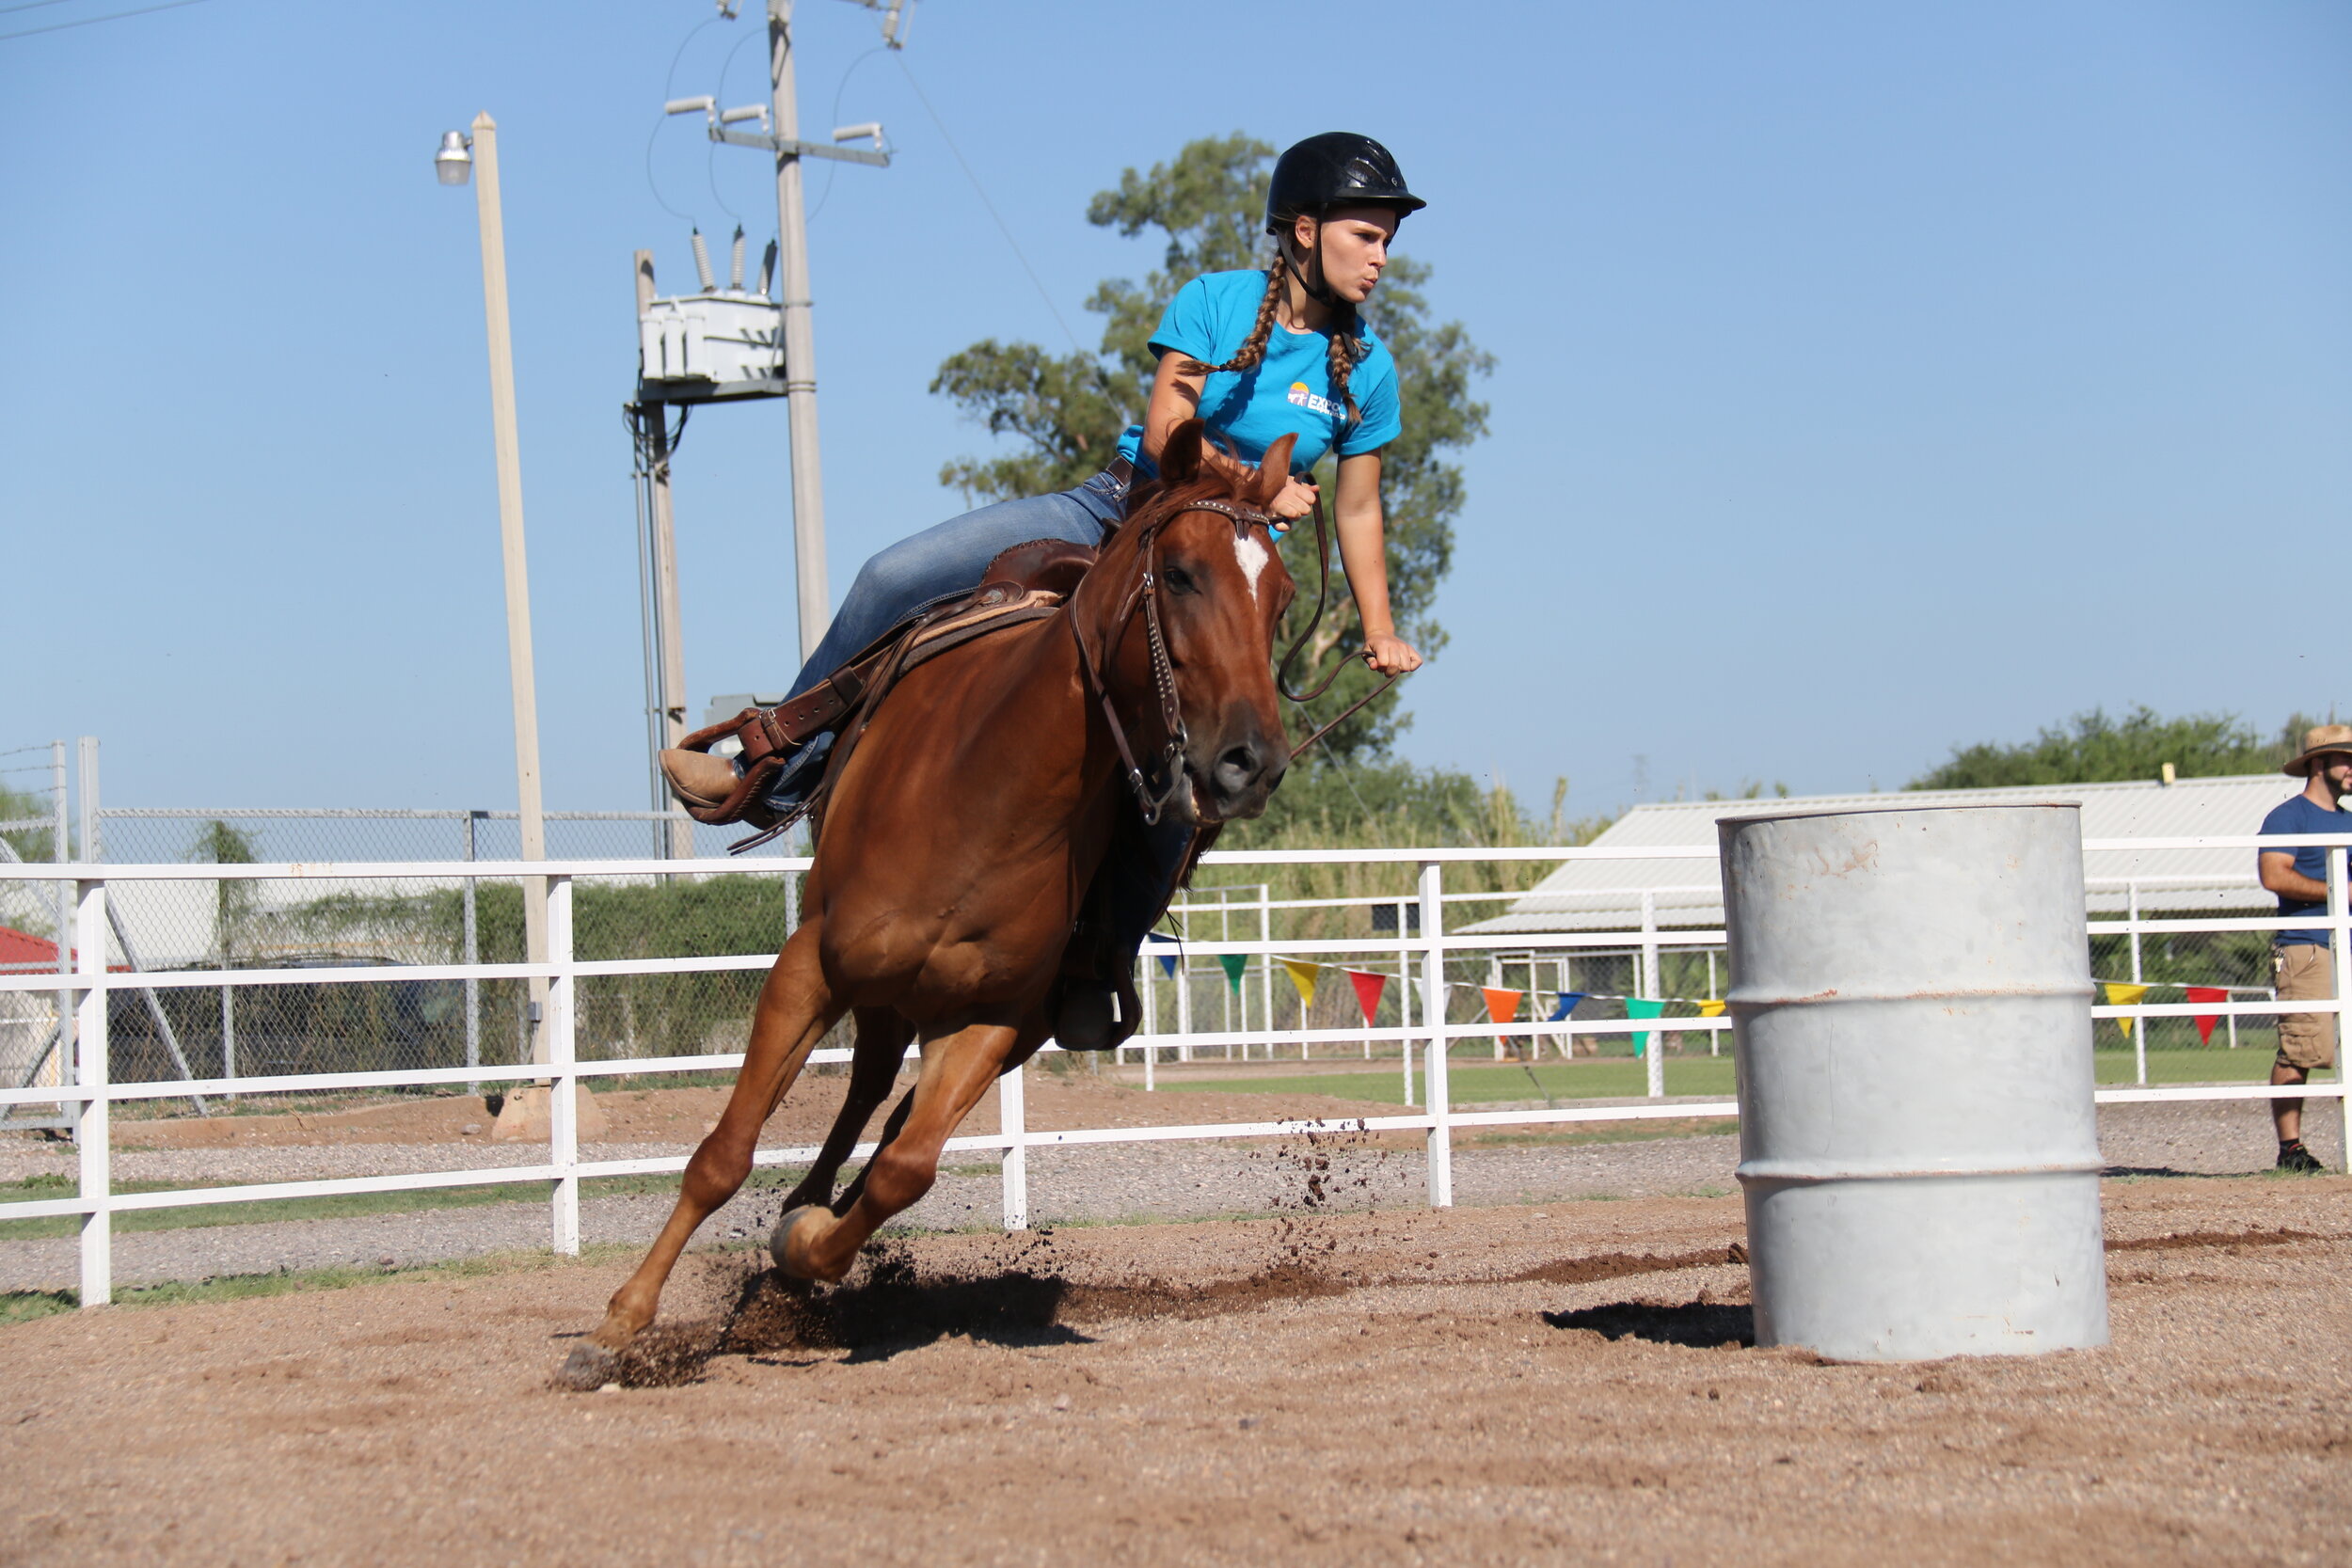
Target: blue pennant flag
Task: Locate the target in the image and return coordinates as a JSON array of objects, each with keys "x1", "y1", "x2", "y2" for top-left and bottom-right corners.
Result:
[
  {"x1": 1145, "y1": 935, "x2": 1180, "y2": 977},
  {"x1": 1547, "y1": 991, "x2": 1587, "y2": 1022}
]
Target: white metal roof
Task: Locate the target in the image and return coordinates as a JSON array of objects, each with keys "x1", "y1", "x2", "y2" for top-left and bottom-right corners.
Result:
[{"x1": 1467, "y1": 773, "x2": 2309, "y2": 934}]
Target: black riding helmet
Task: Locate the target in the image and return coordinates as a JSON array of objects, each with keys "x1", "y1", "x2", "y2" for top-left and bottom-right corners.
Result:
[{"x1": 1263, "y1": 133, "x2": 1424, "y2": 308}]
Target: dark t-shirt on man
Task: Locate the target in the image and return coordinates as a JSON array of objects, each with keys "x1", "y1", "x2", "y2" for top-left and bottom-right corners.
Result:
[{"x1": 2259, "y1": 794, "x2": 2346, "y2": 947}]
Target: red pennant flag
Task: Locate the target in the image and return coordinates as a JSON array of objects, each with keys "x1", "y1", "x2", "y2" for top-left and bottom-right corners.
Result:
[
  {"x1": 2185, "y1": 986, "x2": 2227, "y2": 1046},
  {"x1": 1346, "y1": 969, "x2": 1388, "y2": 1026}
]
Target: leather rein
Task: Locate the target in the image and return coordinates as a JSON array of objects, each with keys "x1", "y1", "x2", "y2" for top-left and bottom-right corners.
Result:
[{"x1": 1071, "y1": 493, "x2": 1406, "y2": 826}]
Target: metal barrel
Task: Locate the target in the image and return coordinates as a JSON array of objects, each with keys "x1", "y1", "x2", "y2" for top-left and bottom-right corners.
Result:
[{"x1": 1720, "y1": 803, "x2": 2107, "y2": 1361}]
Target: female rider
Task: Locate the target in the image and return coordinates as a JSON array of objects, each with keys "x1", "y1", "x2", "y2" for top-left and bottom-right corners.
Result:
[{"x1": 662, "y1": 131, "x2": 1428, "y2": 1034}]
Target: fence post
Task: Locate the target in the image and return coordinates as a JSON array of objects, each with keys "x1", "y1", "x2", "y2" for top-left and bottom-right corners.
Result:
[
  {"x1": 1642, "y1": 891, "x2": 1663, "y2": 1098},
  {"x1": 463, "y1": 811, "x2": 482, "y2": 1092},
  {"x1": 2129, "y1": 880, "x2": 2147, "y2": 1085},
  {"x1": 547, "y1": 874, "x2": 580, "y2": 1255},
  {"x1": 1175, "y1": 949, "x2": 1192, "y2": 1064},
  {"x1": 1000, "y1": 1058, "x2": 1029, "y2": 1230},
  {"x1": 1420, "y1": 861, "x2": 1451, "y2": 1207},
  {"x1": 75, "y1": 877, "x2": 111, "y2": 1308},
  {"x1": 1399, "y1": 902, "x2": 1414, "y2": 1106},
  {"x1": 2331, "y1": 845, "x2": 2350, "y2": 1175}
]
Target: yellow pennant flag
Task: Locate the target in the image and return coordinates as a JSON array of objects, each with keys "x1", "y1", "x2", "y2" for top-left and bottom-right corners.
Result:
[
  {"x1": 1280, "y1": 958, "x2": 1321, "y2": 1007},
  {"x1": 2103, "y1": 982, "x2": 2150, "y2": 1037},
  {"x1": 1698, "y1": 999, "x2": 1726, "y2": 1018}
]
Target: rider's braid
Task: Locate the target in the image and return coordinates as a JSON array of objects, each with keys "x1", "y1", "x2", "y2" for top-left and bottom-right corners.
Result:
[
  {"x1": 1197, "y1": 252, "x2": 1286, "y2": 376},
  {"x1": 1326, "y1": 307, "x2": 1365, "y2": 425},
  {"x1": 1187, "y1": 243, "x2": 1363, "y2": 421}
]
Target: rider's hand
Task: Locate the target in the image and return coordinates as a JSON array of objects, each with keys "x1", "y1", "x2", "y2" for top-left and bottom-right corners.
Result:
[
  {"x1": 1361, "y1": 630, "x2": 1422, "y2": 675},
  {"x1": 1269, "y1": 476, "x2": 1319, "y2": 525}
]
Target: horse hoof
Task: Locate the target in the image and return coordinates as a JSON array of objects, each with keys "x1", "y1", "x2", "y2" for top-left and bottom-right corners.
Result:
[
  {"x1": 554, "y1": 1342, "x2": 620, "y2": 1393},
  {"x1": 771, "y1": 1205, "x2": 834, "y2": 1280}
]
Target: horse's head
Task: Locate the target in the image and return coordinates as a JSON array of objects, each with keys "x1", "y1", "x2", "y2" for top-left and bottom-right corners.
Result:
[{"x1": 1073, "y1": 421, "x2": 1299, "y2": 825}]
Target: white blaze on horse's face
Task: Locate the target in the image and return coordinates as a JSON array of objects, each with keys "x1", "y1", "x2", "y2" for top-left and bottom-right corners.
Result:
[{"x1": 1232, "y1": 530, "x2": 1270, "y2": 605}]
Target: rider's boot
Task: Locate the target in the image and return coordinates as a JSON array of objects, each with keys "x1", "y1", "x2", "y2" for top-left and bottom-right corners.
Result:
[
  {"x1": 1051, "y1": 972, "x2": 1141, "y2": 1052},
  {"x1": 660, "y1": 749, "x2": 739, "y2": 812},
  {"x1": 660, "y1": 748, "x2": 788, "y2": 832}
]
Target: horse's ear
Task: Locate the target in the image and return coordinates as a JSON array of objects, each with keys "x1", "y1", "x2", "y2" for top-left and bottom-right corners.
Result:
[
  {"x1": 1248, "y1": 434, "x2": 1298, "y2": 507},
  {"x1": 1160, "y1": 420, "x2": 1206, "y2": 485}
]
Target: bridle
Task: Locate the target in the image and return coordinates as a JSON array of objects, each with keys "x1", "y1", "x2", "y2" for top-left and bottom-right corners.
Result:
[{"x1": 1072, "y1": 492, "x2": 1406, "y2": 826}]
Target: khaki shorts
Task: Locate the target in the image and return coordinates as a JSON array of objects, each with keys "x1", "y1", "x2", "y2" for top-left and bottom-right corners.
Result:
[{"x1": 2275, "y1": 943, "x2": 2337, "y2": 1072}]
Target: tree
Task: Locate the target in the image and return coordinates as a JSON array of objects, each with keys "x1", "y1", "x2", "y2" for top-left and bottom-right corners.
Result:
[
  {"x1": 930, "y1": 133, "x2": 1493, "y2": 763},
  {"x1": 1909, "y1": 707, "x2": 2321, "y2": 790}
]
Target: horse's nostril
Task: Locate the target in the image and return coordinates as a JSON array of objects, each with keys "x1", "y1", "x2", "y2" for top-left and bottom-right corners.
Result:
[{"x1": 1215, "y1": 745, "x2": 1260, "y2": 793}]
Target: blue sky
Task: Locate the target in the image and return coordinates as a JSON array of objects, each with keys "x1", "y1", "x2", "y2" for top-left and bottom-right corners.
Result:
[{"x1": 5, "y1": 0, "x2": 2346, "y2": 816}]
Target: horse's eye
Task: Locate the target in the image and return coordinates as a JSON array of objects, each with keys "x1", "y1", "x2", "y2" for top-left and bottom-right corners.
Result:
[{"x1": 1163, "y1": 565, "x2": 1198, "y2": 594}]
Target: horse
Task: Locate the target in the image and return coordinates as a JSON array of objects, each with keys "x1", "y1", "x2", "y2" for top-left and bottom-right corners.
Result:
[{"x1": 570, "y1": 421, "x2": 1301, "y2": 1373}]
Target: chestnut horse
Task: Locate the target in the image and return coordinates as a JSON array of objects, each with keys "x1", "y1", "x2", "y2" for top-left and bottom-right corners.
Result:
[{"x1": 573, "y1": 423, "x2": 1300, "y2": 1371}]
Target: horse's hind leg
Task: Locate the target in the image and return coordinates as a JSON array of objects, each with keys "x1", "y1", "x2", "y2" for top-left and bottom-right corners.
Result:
[
  {"x1": 777, "y1": 1020, "x2": 1026, "y2": 1283},
  {"x1": 777, "y1": 1006, "x2": 913, "y2": 1213},
  {"x1": 585, "y1": 931, "x2": 843, "y2": 1354}
]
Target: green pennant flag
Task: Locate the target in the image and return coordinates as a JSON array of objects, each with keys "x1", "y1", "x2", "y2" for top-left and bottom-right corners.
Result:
[
  {"x1": 1626, "y1": 997, "x2": 1666, "y2": 1055},
  {"x1": 1217, "y1": 953, "x2": 1248, "y2": 992}
]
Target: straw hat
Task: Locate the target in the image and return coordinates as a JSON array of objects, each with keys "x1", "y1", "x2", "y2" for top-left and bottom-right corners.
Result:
[{"x1": 2282, "y1": 723, "x2": 2352, "y2": 777}]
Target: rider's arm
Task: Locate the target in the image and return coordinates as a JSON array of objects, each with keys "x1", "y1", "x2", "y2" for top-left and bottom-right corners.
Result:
[
  {"x1": 1332, "y1": 451, "x2": 1422, "y2": 675},
  {"x1": 1140, "y1": 355, "x2": 1320, "y2": 519}
]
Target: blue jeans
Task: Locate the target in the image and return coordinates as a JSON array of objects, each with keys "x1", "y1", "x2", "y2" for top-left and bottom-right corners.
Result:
[{"x1": 764, "y1": 471, "x2": 1129, "y2": 805}]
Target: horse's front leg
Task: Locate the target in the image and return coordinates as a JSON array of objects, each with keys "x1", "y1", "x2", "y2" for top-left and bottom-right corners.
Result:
[
  {"x1": 583, "y1": 929, "x2": 842, "y2": 1357},
  {"x1": 776, "y1": 1020, "x2": 1028, "y2": 1283},
  {"x1": 777, "y1": 1006, "x2": 914, "y2": 1212}
]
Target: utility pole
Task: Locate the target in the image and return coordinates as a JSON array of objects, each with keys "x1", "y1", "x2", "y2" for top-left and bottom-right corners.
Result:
[
  {"x1": 767, "y1": 0, "x2": 831, "y2": 662},
  {"x1": 633, "y1": 2, "x2": 900, "y2": 740},
  {"x1": 632, "y1": 250, "x2": 691, "y2": 860}
]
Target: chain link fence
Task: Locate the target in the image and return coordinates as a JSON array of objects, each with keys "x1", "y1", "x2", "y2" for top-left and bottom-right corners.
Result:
[
  {"x1": 2, "y1": 799, "x2": 2298, "y2": 1122},
  {"x1": 63, "y1": 811, "x2": 809, "y2": 1101}
]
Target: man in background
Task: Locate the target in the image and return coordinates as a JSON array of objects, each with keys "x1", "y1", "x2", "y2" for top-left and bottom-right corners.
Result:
[{"x1": 2257, "y1": 724, "x2": 2352, "y2": 1173}]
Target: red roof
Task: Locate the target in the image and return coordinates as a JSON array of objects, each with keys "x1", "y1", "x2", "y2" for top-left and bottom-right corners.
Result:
[{"x1": 0, "y1": 925, "x2": 127, "y2": 974}]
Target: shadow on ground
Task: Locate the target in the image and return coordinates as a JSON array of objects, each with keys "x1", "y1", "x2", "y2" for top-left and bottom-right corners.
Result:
[{"x1": 1544, "y1": 1299, "x2": 1756, "y2": 1349}]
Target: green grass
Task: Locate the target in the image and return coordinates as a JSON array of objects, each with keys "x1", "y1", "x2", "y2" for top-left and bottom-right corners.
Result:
[
  {"x1": 2092, "y1": 1045, "x2": 2291, "y2": 1085},
  {"x1": 0, "y1": 1166, "x2": 806, "y2": 1242},
  {"x1": 0, "y1": 1241, "x2": 646, "y2": 1326},
  {"x1": 1167, "y1": 1055, "x2": 1740, "y2": 1105},
  {"x1": 1170, "y1": 1045, "x2": 2305, "y2": 1106}
]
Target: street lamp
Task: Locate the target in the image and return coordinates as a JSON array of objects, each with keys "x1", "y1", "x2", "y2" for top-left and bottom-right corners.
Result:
[
  {"x1": 434, "y1": 114, "x2": 598, "y2": 1145},
  {"x1": 433, "y1": 130, "x2": 473, "y2": 186}
]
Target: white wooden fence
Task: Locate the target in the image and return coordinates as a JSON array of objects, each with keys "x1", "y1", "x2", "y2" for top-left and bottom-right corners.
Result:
[{"x1": 3, "y1": 836, "x2": 2345, "y2": 1308}]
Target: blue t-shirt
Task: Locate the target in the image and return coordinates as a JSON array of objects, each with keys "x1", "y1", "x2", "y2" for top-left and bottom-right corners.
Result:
[
  {"x1": 2259, "y1": 793, "x2": 2346, "y2": 946},
  {"x1": 1116, "y1": 269, "x2": 1403, "y2": 477}
]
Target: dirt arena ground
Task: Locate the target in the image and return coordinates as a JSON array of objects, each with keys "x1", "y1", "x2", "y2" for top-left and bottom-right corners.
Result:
[{"x1": 1, "y1": 1175, "x2": 2345, "y2": 1566}]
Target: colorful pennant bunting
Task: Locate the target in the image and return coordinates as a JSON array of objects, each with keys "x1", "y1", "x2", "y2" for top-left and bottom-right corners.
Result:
[
  {"x1": 1547, "y1": 991, "x2": 1586, "y2": 1022},
  {"x1": 2103, "y1": 982, "x2": 2151, "y2": 1037},
  {"x1": 1281, "y1": 958, "x2": 1322, "y2": 1007},
  {"x1": 1145, "y1": 935, "x2": 1179, "y2": 978},
  {"x1": 1698, "y1": 1000, "x2": 1726, "y2": 1019},
  {"x1": 1346, "y1": 969, "x2": 1388, "y2": 1026},
  {"x1": 1625, "y1": 997, "x2": 1665, "y2": 1054},
  {"x1": 2185, "y1": 985, "x2": 2227, "y2": 1046},
  {"x1": 1217, "y1": 953, "x2": 1248, "y2": 992},
  {"x1": 1481, "y1": 987, "x2": 1524, "y2": 1025}
]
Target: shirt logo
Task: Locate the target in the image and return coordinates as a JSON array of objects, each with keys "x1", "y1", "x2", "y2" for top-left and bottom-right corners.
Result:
[{"x1": 1285, "y1": 381, "x2": 1342, "y2": 418}]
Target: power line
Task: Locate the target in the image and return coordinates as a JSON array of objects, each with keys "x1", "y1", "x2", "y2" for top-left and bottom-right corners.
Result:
[
  {"x1": 892, "y1": 52, "x2": 1086, "y2": 356},
  {"x1": 0, "y1": 0, "x2": 207, "y2": 42}
]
